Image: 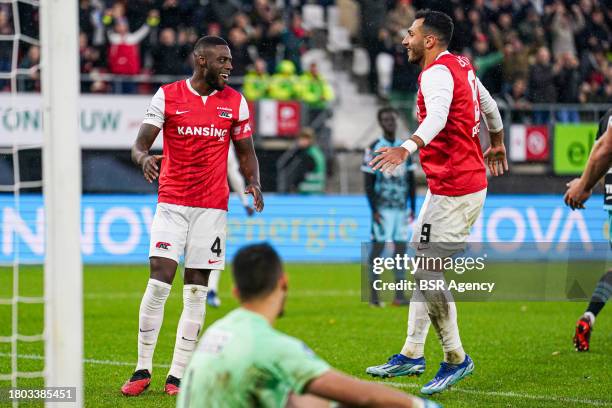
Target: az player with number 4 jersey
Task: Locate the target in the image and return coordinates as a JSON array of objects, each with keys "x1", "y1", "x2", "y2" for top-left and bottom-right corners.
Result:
[
  {"x1": 121, "y1": 36, "x2": 264, "y2": 397},
  {"x1": 366, "y1": 10, "x2": 507, "y2": 395}
]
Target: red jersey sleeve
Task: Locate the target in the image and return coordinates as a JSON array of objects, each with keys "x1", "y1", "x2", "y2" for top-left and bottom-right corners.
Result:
[{"x1": 231, "y1": 94, "x2": 253, "y2": 141}]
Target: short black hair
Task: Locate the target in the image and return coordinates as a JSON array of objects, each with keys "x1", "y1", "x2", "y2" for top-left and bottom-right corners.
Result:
[
  {"x1": 377, "y1": 106, "x2": 397, "y2": 123},
  {"x1": 415, "y1": 9, "x2": 454, "y2": 46},
  {"x1": 232, "y1": 243, "x2": 283, "y2": 302},
  {"x1": 193, "y1": 35, "x2": 228, "y2": 54}
]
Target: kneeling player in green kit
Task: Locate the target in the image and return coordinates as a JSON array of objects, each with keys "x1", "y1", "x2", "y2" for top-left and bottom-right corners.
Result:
[{"x1": 177, "y1": 243, "x2": 440, "y2": 408}]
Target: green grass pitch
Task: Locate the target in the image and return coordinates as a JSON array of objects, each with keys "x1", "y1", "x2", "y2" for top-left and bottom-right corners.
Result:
[{"x1": 0, "y1": 264, "x2": 611, "y2": 407}]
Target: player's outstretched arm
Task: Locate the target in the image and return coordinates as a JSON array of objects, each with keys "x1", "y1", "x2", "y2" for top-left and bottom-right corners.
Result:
[
  {"x1": 305, "y1": 369, "x2": 424, "y2": 407},
  {"x1": 564, "y1": 126, "x2": 612, "y2": 210},
  {"x1": 234, "y1": 137, "x2": 264, "y2": 212},
  {"x1": 131, "y1": 123, "x2": 163, "y2": 183}
]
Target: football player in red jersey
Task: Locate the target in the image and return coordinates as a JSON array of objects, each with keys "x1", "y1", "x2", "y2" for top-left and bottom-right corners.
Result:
[
  {"x1": 366, "y1": 10, "x2": 507, "y2": 394},
  {"x1": 121, "y1": 36, "x2": 263, "y2": 397}
]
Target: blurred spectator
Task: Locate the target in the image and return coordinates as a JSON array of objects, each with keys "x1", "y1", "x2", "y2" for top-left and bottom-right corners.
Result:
[
  {"x1": 268, "y1": 59, "x2": 299, "y2": 100},
  {"x1": 206, "y1": 22, "x2": 222, "y2": 37},
  {"x1": 554, "y1": 52, "x2": 582, "y2": 123},
  {"x1": 450, "y1": 6, "x2": 470, "y2": 52},
  {"x1": 233, "y1": 12, "x2": 257, "y2": 40},
  {"x1": 472, "y1": 34, "x2": 502, "y2": 78},
  {"x1": 1, "y1": 0, "x2": 609, "y2": 111},
  {"x1": 243, "y1": 58, "x2": 270, "y2": 100},
  {"x1": 501, "y1": 37, "x2": 530, "y2": 91},
  {"x1": 17, "y1": 45, "x2": 40, "y2": 92},
  {"x1": 157, "y1": 0, "x2": 181, "y2": 30},
  {"x1": 251, "y1": 0, "x2": 277, "y2": 27},
  {"x1": 105, "y1": 9, "x2": 159, "y2": 92},
  {"x1": 279, "y1": 128, "x2": 326, "y2": 194},
  {"x1": 257, "y1": 18, "x2": 284, "y2": 75},
  {"x1": 517, "y1": 6, "x2": 542, "y2": 45},
  {"x1": 386, "y1": 0, "x2": 415, "y2": 38},
  {"x1": 228, "y1": 27, "x2": 252, "y2": 77},
  {"x1": 577, "y1": 7, "x2": 610, "y2": 52},
  {"x1": 298, "y1": 62, "x2": 334, "y2": 109},
  {"x1": 281, "y1": 12, "x2": 310, "y2": 73},
  {"x1": 373, "y1": 28, "x2": 395, "y2": 98},
  {"x1": 357, "y1": 0, "x2": 388, "y2": 93},
  {"x1": 204, "y1": 0, "x2": 241, "y2": 32},
  {"x1": 390, "y1": 29, "x2": 419, "y2": 129},
  {"x1": 80, "y1": 32, "x2": 107, "y2": 92},
  {"x1": 528, "y1": 46, "x2": 557, "y2": 124},
  {"x1": 151, "y1": 28, "x2": 188, "y2": 75},
  {"x1": 502, "y1": 77, "x2": 531, "y2": 123},
  {"x1": 550, "y1": 2, "x2": 584, "y2": 59}
]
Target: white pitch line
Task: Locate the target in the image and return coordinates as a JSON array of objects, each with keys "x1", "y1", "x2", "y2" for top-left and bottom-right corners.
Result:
[
  {"x1": 1, "y1": 352, "x2": 609, "y2": 406},
  {"x1": 0, "y1": 352, "x2": 170, "y2": 368},
  {"x1": 380, "y1": 381, "x2": 612, "y2": 407},
  {"x1": 84, "y1": 289, "x2": 361, "y2": 300}
]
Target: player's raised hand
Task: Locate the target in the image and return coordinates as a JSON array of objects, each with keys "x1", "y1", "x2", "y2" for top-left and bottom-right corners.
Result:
[
  {"x1": 140, "y1": 154, "x2": 164, "y2": 183},
  {"x1": 564, "y1": 178, "x2": 590, "y2": 210},
  {"x1": 369, "y1": 146, "x2": 409, "y2": 173},
  {"x1": 245, "y1": 184, "x2": 264, "y2": 212},
  {"x1": 483, "y1": 144, "x2": 508, "y2": 176}
]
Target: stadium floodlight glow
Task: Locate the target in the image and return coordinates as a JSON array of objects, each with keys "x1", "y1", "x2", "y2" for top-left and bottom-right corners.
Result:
[{"x1": 40, "y1": 0, "x2": 83, "y2": 407}]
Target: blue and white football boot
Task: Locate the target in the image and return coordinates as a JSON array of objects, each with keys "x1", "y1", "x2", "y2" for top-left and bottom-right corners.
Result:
[
  {"x1": 365, "y1": 354, "x2": 426, "y2": 378},
  {"x1": 206, "y1": 290, "x2": 221, "y2": 308},
  {"x1": 420, "y1": 354, "x2": 474, "y2": 395}
]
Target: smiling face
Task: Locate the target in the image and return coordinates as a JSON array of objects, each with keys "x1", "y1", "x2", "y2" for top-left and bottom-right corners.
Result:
[
  {"x1": 402, "y1": 18, "x2": 427, "y2": 65},
  {"x1": 196, "y1": 45, "x2": 233, "y2": 91}
]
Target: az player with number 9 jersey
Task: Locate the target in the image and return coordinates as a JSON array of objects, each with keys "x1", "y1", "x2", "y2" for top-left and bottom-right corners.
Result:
[
  {"x1": 366, "y1": 10, "x2": 508, "y2": 395},
  {"x1": 121, "y1": 36, "x2": 264, "y2": 398}
]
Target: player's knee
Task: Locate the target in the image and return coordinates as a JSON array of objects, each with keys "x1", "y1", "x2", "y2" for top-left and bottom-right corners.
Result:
[
  {"x1": 184, "y1": 268, "x2": 211, "y2": 286},
  {"x1": 149, "y1": 257, "x2": 177, "y2": 284}
]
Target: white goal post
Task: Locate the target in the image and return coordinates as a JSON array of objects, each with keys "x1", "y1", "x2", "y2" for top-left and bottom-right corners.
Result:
[{"x1": 40, "y1": 0, "x2": 83, "y2": 406}]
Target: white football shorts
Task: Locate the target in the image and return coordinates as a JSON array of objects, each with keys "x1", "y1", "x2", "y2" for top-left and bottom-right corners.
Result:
[
  {"x1": 149, "y1": 203, "x2": 227, "y2": 269},
  {"x1": 410, "y1": 188, "x2": 486, "y2": 258}
]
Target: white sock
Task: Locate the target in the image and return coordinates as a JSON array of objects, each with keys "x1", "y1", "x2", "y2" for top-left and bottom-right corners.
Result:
[
  {"x1": 415, "y1": 268, "x2": 465, "y2": 364},
  {"x1": 401, "y1": 287, "x2": 430, "y2": 358},
  {"x1": 583, "y1": 311, "x2": 595, "y2": 326},
  {"x1": 208, "y1": 269, "x2": 220, "y2": 293},
  {"x1": 136, "y1": 279, "x2": 172, "y2": 373},
  {"x1": 168, "y1": 284, "x2": 208, "y2": 379}
]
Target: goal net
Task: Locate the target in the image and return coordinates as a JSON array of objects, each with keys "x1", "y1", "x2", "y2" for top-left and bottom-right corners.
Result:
[{"x1": 0, "y1": 0, "x2": 82, "y2": 406}]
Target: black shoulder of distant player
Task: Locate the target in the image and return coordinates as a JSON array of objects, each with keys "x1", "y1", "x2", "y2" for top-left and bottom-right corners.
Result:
[{"x1": 596, "y1": 108, "x2": 612, "y2": 140}]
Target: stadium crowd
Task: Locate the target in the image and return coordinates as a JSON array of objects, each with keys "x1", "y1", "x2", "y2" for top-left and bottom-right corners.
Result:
[
  {"x1": 0, "y1": 0, "x2": 609, "y2": 111},
  {"x1": 359, "y1": 0, "x2": 611, "y2": 122}
]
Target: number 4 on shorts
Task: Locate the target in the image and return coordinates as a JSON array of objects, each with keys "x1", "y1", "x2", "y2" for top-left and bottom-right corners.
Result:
[
  {"x1": 420, "y1": 223, "x2": 431, "y2": 243},
  {"x1": 210, "y1": 237, "x2": 222, "y2": 257}
]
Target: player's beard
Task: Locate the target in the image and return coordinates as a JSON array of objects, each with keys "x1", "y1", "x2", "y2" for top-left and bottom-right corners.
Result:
[
  {"x1": 205, "y1": 69, "x2": 225, "y2": 91},
  {"x1": 407, "y1": 45, "x2": 424, "y2": 65}
]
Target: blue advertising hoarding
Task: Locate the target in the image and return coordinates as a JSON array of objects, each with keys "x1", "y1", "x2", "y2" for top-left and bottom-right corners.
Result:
[{"x1": 0, "y1": 194, "x2": 608, "y2": 263}]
